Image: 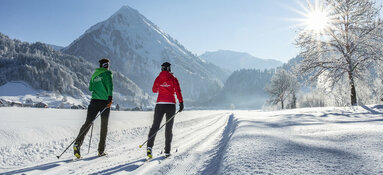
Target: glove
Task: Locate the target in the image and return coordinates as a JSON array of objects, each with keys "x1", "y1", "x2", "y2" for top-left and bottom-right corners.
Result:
[
  {"x1": 178, "y1": 102, "x2": 184, "y2": 112},
  {"x1": 107, "y1": 96, "x2": 113, "y2": 108}
]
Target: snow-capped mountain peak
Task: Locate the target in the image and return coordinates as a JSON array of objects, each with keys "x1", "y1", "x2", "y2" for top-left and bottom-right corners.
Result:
[{"x1": 63, "y1": 5, "x2": 228, "y2": 103}]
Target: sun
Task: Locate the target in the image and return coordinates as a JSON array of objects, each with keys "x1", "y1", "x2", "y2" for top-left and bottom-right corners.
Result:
[
  {"x1": 292, "y1": 0, "x2": 335, "y2": 34},
  {"x1": 305, "y1": 9, "x2": 330, "y2": 32}
]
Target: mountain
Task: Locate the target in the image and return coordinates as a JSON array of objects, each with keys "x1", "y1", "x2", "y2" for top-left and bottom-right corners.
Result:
[
  {"x1": 205, "y1": 56, "x2": 304, "y2": 109},
  {"x1": 206, "y1": 69, "x2": 274, "y2": 109},
  {"x1": 62, "y1": 6, "x2": 228, "y2": 104},
  {"x1": 199, "y1": 50, "x2": 283, "y2": 72},
  {"x1": 0, "y1": 33, "x2": 150, "y2": 107}
]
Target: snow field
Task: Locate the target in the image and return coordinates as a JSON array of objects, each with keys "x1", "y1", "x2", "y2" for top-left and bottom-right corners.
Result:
[
  {"x1": 0, "y1": 108, "x2": 231, "y2": 174},
  {"x1": 222, "y1": 106, "x2": 383, "y2": 174},
  {"x1": 2, "y1": 105, "x2": 383, "y2": 174}
]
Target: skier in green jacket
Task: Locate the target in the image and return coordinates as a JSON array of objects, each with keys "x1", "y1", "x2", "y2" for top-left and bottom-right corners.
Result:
[{"x1": 73, "y1": 58, "x2": 113, "y2": 158}]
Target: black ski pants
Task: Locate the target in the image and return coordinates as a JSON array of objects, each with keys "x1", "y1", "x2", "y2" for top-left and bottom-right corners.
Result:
[
  {"x1": 147, "y1": 104, "x2": 176, "y2": 153},
  {"x1": 75, "y1": 99, "x2": 110, "y2": 154}
]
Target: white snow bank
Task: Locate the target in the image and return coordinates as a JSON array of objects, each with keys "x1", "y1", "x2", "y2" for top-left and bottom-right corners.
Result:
[{"x1": 0, "y1": 81, "x2": 37, "y2": 96}]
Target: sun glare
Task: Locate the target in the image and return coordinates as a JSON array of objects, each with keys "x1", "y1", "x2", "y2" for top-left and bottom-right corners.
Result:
[
  {"x1": 291, "y1": 0, "x2": 334, "y2": 34},
  {"x1": 305, "y1": 9, "x2": 330, "y2": 32}
]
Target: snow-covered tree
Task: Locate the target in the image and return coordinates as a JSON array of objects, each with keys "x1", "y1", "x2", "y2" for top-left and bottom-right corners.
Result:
[
  {"x1": 297, "y1": 89, "x2": 326, "y2": 108},
  {"x1": 266, "y1": 69, "x2": 299, "y2": 109},
  {"x1": 295, "y1": 0, "x2": 383, "y2": 106},
  {"x1": 301, "y1": 71, "x2": 382, "y2": 107}
]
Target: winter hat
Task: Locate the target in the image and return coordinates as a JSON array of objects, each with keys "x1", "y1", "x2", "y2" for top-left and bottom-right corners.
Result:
[
  {"x1": 99, "y1": 58, "x2": 110, "y2": 68},
  {"x1": 161, "y1": 62, "x2": 171, "y2": 72}
]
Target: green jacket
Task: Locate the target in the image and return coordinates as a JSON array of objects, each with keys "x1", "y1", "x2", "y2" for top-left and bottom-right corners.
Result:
[{"x1": 89, "y1": 68, "x2": 113, "y2": 100}]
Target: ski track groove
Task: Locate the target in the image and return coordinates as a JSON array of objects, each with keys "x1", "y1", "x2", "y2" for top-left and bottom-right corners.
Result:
[
  {"x1": 2, "y1": 111, "x2": 232, "y2": 175},
  {"x1": 200, "y1": 114, "x2": 237, "y2": 175},
  {"x1": 106, "y1": 112, "x2": 231, "y2": 175},
  {"x1": 0, "y1": 111, "x2": 226, "y2": 173},
  {"x1": 135, "y1": 113, "x2": 234, "y2": 175}
]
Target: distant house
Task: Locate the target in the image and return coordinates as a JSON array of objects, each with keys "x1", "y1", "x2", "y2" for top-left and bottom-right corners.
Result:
[
  {"x1": 10, "y1": 102, "x2": 23, "y2": 107},
  {"x1": 23, "y1": 103, "x2": 34, "y2": 107},
  {"x1": 78, "y1": 105, "x2": 86, "y2": 109},
  {"x1": 23, "y1": 98, "x2": 34, "y2": 107},
  {"x1": 70, "y1": 105, "x2": 79, "y2": 109},
  {"x1": 131, "y1": 107, "x2": 142, "y2": 111},
  {"x1": 71, "y1": 105, "x2": 86, "y2": 109},
  {"x1": 0, "y1": 99, "x2": 9, "y2": 107},
  {"x1": 34, "y1": 102, "x2": 48, "y2": 108}
]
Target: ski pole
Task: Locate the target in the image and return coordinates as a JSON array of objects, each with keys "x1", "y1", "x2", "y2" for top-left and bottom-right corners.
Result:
[
  {"x1": 56, "y1": 107, "x2": 108, "y2": 159},
  {"x1": 87, "y1": 123, "x2": 94, "y2": 154},
  {"x1": 139, "y1": 112, "x2": 179, "y2": 148}
]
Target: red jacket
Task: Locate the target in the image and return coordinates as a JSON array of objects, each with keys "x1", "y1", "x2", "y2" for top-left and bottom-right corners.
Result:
[{"x1": 152, "y1": 71, "x2": 183, "y2": 104}]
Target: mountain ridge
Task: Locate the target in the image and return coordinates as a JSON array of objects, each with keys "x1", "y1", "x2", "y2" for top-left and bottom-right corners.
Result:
[{"x1": 199, "y1": 50, "x2": 283, "y2": 72}]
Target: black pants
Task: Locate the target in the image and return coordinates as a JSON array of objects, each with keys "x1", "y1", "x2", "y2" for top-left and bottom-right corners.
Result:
[
  {"x1": 147, "y1": 104, "x2": 176, "y2": 153},
  {"x1": 75, "y1": 99, "x2": 110, "y2": 154}
]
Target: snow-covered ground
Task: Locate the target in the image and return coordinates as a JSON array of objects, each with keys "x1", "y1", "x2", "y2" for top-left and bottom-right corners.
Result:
[
  {"x1": 1, "y1": 105, "x2": 383, "y2": 174},
  {"x1": 0, "y1": 81, "x2": 88, "y2": 108}
]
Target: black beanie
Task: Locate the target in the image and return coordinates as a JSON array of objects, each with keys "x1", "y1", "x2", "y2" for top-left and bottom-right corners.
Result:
[
  {"x1": 99, "y1": 58, "x2": 110, "y2": 68},
  {"x1": 161, "y1": 62, "x2": 171, "y2": 72}
]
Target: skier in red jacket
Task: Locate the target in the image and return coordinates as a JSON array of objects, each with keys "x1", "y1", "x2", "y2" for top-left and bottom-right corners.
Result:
[{"x1": 147, "y1": 62, "x2": 184, "y2": 158}]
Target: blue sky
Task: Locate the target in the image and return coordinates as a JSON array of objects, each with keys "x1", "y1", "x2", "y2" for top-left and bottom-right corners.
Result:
[{"x1": 1, "y1": 0, "x2": 382, "y2": 62}]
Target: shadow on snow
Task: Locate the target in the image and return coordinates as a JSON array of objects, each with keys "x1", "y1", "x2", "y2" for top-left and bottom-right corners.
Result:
[
  {"x1": 200, "y1": 113, "x2": 238, "y2": 175},
  {"x1": 89, "y1": 158, "x2": 150, "y2": 175},
  {"x1": 2, "y1": 156, "x2": 99, "y2": 175}
]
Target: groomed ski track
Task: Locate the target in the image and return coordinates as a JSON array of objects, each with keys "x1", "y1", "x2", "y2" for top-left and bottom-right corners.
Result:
[{"x1": 0, "y1": 109, "x2": 237, "y2": 175}]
